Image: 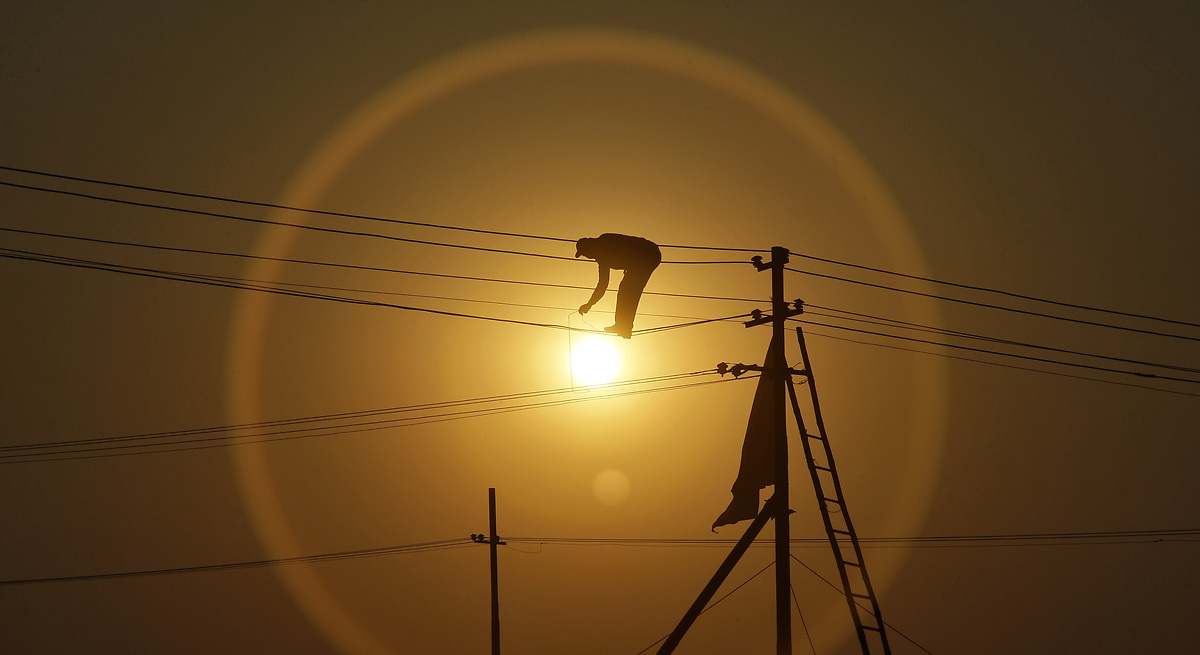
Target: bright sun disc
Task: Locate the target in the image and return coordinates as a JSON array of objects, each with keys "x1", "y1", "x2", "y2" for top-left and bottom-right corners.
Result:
[{"x1": 570, "y1": 336, "x2": 621, "y2": 386}]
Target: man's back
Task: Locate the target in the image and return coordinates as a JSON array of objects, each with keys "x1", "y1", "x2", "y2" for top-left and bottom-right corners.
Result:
[{"x1": 590, "y1": 233, "x2": 661, "y2": 270}]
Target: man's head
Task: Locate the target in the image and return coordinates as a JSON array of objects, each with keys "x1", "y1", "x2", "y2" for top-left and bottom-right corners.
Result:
[{"x1": 574, "y1": 237, "x2": 597, "y2": 259}]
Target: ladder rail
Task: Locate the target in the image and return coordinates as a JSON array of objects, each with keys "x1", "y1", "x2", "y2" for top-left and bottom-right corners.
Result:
[
  {"x1": 786, "y1": 378, "x2": 871, "y2": 653},
  {"x1": 794, "y1": 325, "x2": 893, "y2": 654}
]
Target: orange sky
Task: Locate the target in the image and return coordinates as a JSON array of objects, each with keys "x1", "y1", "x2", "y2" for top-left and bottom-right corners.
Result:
[{"x1": 2, "y1": 3, "x2": 1198, "y2": 654}]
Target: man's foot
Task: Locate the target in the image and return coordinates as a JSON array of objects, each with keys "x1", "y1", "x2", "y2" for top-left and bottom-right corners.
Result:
[{"x1": 604, "y1": 324, "x2": 633, "y2": 339}]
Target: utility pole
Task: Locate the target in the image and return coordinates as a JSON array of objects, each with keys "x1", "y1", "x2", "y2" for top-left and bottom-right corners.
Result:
[
  {"x1": 659, "y1": 246, "x2": 801, "y2": 654},
  {"x1": 471, "y1": 488, "x2": 505, "y2": 654},
  {"x1": 662, "y1": 246, "x2": 889, "y2": 654},
  {"x1": 489, "y1": 488, "x2": 501, "y2": 655},
  {"x1": 768, "y1": 246, "x2": 792, "y2": 654}
]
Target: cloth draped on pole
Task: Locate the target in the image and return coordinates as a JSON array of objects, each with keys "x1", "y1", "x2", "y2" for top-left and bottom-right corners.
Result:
[{"x1": 712, "y1": 333, "x2": 783, "y2": 530}]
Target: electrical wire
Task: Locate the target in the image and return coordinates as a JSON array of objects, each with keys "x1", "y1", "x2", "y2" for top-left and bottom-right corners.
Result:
[
  {"x1": 786, "y1": 267, "x2": 1200, "y2": 343},
  {"x1": 802, "y1": 306, "x2": 1199, "y2": 374},
  {"x1": 0, "y1": 163, "x2": 767, "y2": 253},
  {"x1": 790, "y1": 554, "x2": 934, "y2": 655},
  {"x1": 0, "y1": 247, "x2": 747, "y2": 341},
  {"x1": 507, "y1": 527, "x2": 1200, "y2": 547},
  {"x1": 146, "y1": 260, "x2": 1199, "y2": 375},
  {"x1": 15, "y1": 234, "x2": 1185, "y2": 377},
  {"x1": 16, "y1": 223, "x2": 1193, "y2": 378},
  {"x1": 1, "y1": 376, "x2": 757, "y2": 464},
  {"x1": 0, "y1": 246, "x2": 611, "y2": 332},
  {"x1": 791, "y1": 318, "x2": 1200, "y2": 386},
  {"x1": 197, "y1": 273, "x2": 741, "y2": 323},
  {"x1": 633, "y1": 560, "x2": 775, "y2": 655},
  {"x1": 0, "y1": 370, "x2": 717, "y2": 454},
  {"x1": 6, "y1": 237, "x2": 1194, "y2": 397},
  {"x1": 0, "y1": 538, "x2": 472, "y2": 586},
  {"x1": 9, "y1": 163, "x2": 1194, "y2": 332},
  {"x1": 800, "y1": 329, "x2": 1200, "y2": 398},
  {"x1": 0, "y1": 226, "x2": 764, "y2": 303},
  {"x1": 789, "y1": 248, "x2": 1200, "y2": 329},
  {"x1": 4, "y1": 165, "x2": 1196, "y2": 326},
  {"x1": 789, "y1": 581, "x2": 818, "y2": 655},
  {"x1": 122, "y1": 257, "x2": 1193, "y2": 376},
  {"x1": 0, "y1": 180, "x2": 741, "y2": 265}
]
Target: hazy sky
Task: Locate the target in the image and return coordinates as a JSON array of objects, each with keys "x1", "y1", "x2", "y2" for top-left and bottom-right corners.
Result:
[{"x1": 2, "y1": 3, "x2": 1198, "y2": 653}]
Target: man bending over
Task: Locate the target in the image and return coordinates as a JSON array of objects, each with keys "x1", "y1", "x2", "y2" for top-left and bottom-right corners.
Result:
[{"x1": 575, "y1": 233, "x2": 662, "y2": 338}]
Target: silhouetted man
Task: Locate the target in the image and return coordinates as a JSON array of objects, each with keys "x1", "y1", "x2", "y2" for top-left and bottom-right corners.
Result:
[{"x1": 575, "y1": 233, "x2": 662, "y2": 338}]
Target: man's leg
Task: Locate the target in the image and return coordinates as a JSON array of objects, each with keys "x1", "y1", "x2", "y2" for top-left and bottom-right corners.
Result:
[{"x1": 611, "y1": 266, "x2": 653, "y2": 338}]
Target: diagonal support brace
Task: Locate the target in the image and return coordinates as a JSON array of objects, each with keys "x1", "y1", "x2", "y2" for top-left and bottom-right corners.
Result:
[{"x1": 657, "y1": 495, "x2": 780, "y2": 654}]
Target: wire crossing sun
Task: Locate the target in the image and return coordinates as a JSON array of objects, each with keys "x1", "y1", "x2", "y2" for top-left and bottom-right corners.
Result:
[{"x1": 570, "y1": 335, "x2": 621, "y2": 386}]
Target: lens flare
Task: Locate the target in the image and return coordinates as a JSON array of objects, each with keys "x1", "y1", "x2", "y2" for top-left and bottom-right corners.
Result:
[
  {"x1": 593, "y1": 469, "x2": 632, "y2": 505},
  {"x1": 570, "y1": 335, "x2": 621, "y2": 386}
]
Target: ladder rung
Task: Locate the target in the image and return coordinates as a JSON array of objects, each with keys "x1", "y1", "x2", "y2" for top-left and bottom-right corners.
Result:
[
  {"x1": 862, "y1": 625, "x2": 883, "y2": 632},
  {"x1": 831, "y1": 528, "x2": 852, "y2": 536},
  {"x1": 841, "y1": 560, "x2": 862, "y2": 567},
  {"x1": 804, "y1": 432, "x2": 826, "y2": 441},
  {"x1": 813, "y1": 464, "x2": 832, "y2": 472},
  {"x1": 851, "y1": 593, "x2": 872, "y2": 600},
  {"x1": 821, "y1": 497, "x2": 842, "y2": 505}
]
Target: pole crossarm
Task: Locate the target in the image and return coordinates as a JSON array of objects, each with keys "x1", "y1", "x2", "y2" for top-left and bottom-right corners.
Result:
[
  {"x1": 743, "y1": 301, "x2": 805, "y2": 328},
  {"x1": 715, "y1": 362, "x2": 805, "y2": 378}
]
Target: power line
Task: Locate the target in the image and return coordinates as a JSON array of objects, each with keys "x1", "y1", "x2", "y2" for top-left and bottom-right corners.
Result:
[
  {"x1": 110, "y1": 256, "x2": 1198, "y2": 378},
  {"x1": 0, "y1": 226, "x2": 764, "y2": 303},
  {"x1": 633, "y1": 560, "x2": 775, "y2": 655},
  {"x1": 0, "y1": 246, "x2": 606, "y2": 333},
  {"x1": 0, "y1": 370, "x2": 716, "y2": 454},
  {"x1": 506, "y1": 527, "x2": 1200, "y2": 548},
  {"x1": 802, "y1": 305, "x2": 1199, "y2": 374},
  {"x1": 0, "y1": 538, "x2": 472, "y2": 586},
  {"x1": 16, "y1": 223, "x2": 1186, "y2": 378},
  {"x1": 7, "y1": 239, "x2": 1194, "y2": 397},
  {"x1": 786, "y1": 267, "x2": 1200, "y2": 343},
  {"x1": 789, "y1": 250, "x2": 1200, "y2": 329},
  {"x1": 9, "y1": 164, "x2": 1194, "y2": 332},
  {"x1": 800, "y1": 329, "x2": 1200, "y2": 398},
  {"x1": 177, "y1": 258, "x2": 1200, "y2": 376},
  {"x1": 789, "y1": 581, "x2": 818, "y2": 655},
  {"x1": 176, "y1": 267, "x2": 1200, "y2": 379},
  {"x1": 6, "y1": 164, "x2": 1197, "y2": 334},
  {"x1": 790, "y1": 554, "x2": 934, "y2": 655},
  {"x1": 0, "y1": 247, "x2": 750, "y2": 338},
  {"x1": 791, "y1": 318, "x2": 1200, "y2": 386},
  {"x1": 198, "y1": 273, "x2": 754, "y2": 324},
  {"x1": 0, "y1": 180, "x2": 582, "y2": 260},
  {"x1": 0, "y1": 180, "x2": 741, "y2": 265},
  {"x1": 0, "y1": 370, "x2": 718, "y2": 457},
  {"x1": 0, "y1": 163, "x2": 766, "y2": 253},
  {"x1": 146, "y1": 259, "x2": 1193, "y2": 376},
  {"x1": 1, "y1": 376, "x2": 757, "y2": 464},
  {"x1": 7, "y1": 237, "x2": 1194, "y2": 398}
]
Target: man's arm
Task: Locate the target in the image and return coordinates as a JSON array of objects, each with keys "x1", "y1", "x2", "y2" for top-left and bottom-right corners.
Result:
[{"x1": 579, "y1": 265, "x2": 610, "y2": 313}]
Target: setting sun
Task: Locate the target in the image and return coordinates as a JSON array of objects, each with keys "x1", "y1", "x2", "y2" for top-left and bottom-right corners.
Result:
[{"x1": 569, "y1": 335, "x2": 621, "y2": 386}]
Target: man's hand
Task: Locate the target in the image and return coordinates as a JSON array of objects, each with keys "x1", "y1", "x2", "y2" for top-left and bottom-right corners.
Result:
[{"x1": 578, "y1": 303, "x2": 592, "y2": 314}]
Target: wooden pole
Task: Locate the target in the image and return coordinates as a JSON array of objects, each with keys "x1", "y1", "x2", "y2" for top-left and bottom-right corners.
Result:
[
  {"x1": 770, "y1": 246, "x2": 792, "y2": 654},
  {"x1": 489, "y1": 488, "x2": 501, "y2": 655}
]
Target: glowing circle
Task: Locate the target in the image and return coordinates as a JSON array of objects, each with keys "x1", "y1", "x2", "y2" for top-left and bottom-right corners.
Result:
[
  {"x1": 570, "y1": 336, "x2": 621, "y2": 386},
  {"x1": 225, "y1": 27, "x2": 951, "y2": 654},
  {"x1": 592, "y1": 469, "x2": 632, "y2": 505}
]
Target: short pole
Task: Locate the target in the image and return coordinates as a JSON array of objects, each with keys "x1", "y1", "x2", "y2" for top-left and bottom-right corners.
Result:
[{"x1": 489, "y1": 488, "x2": 501, "y2": 655}]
